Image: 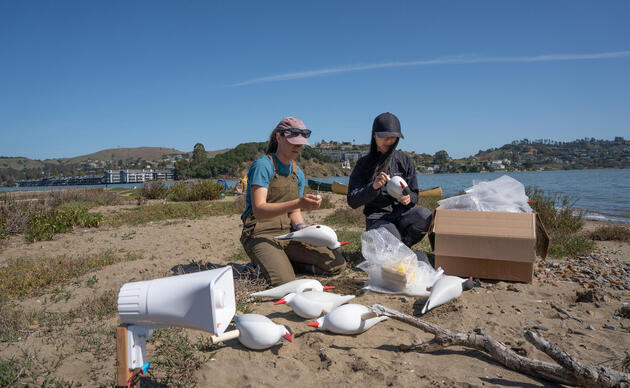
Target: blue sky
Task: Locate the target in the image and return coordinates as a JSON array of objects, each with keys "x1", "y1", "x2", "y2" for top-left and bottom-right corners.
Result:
[{"x1": 1, "y1": 1, "x2": 629, "y2": 160}]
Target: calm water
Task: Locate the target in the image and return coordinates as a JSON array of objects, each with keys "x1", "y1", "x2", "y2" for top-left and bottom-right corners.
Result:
[
  {"x1": 314, "y1": 169, "x2": 630, "y2": 223},
  {"x1": 3, "y1": 169, "x2": 629, "y2": 223}
]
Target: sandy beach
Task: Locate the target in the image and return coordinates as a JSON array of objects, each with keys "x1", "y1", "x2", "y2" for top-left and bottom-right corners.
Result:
[{"x1": 1, "y1": 194, "x2": 629, "y2": 387}]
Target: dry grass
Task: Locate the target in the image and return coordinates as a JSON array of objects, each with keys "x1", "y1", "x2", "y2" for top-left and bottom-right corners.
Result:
[
  {"x1": 0, "y1": 250, "x2": 142, "y2": 300},
  {"x1": 323, "y1": 206, "x2": 364, "y2": 227},
  {"x1": 105, "y1": 200, "x2": 241, "y2": 227},
  {"x1": 589, "y1": 225, "x2": 630, "y2": 242}
]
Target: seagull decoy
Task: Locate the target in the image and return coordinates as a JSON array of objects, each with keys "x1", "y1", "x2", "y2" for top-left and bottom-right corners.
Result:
[
  {"x1": 421, "y1": 275, "x2": 475, "y2": 314},
  {"x1": 274, "y1": 291, "x2": 355, "y2": 319},
  {"x1": 275, "y1": 225, "x2": 350, "y2": 250},
  {"x1": 250, "y1": 278, "x2": 335, "y2": 298},
  {"x1": 307, "y1": 304, "x2": 388, "y2": 335}
]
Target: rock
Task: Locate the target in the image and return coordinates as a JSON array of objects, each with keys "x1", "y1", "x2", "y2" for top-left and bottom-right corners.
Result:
[
  {"x1": 533, "y1": 325, "x2": 549, "y2": 331},
  {"x1": 506, "y1": 284, "x2": 520, "y2": 292},
  {"x1": 603, "y1": 324, "x2": 615, "y2": 330},
  {"x1": 618, "y1": 306, "x2": 630, "y2": 319},
  {"x1": 586, "y1": 325, "x2": 595, "y2": 330}
]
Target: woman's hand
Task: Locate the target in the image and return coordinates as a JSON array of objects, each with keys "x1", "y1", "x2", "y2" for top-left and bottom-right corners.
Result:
[
  {"x1": 398, "y1": 194, "x2": 411, "y2": 206},
  {"x1": 372, "y1": 172, "x2": 390, "y2": 190},
  {"x1": 298, "y1": 193, "x2": 322, "y2": 211}
]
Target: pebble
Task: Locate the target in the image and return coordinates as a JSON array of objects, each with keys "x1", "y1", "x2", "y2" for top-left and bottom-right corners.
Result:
[
  {"x1": 535, "y1": 252, "x2": 630, "y2": 291},
  {"x1": 533, "y1": 325, "x2": 549, "y2": 331},
  {"x1": 603, "y1": 324, "x2": 615, "y2": 330},
  {"x1": 586, "y1": 325, "x2": 595, "y2": 330}
]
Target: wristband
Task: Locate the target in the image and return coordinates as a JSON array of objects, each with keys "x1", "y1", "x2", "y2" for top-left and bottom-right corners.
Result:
[{"x1": 295, "y1": 223, "x2": 306, "y2": 230}]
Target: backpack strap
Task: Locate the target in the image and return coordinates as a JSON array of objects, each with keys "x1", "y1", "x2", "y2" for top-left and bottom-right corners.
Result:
[
  {"x1": 266, "y1": 154, "x2": 278, "y2": 172},
  {"x1": 266, "y1": 154, "x2": 298, "y2": 176}
]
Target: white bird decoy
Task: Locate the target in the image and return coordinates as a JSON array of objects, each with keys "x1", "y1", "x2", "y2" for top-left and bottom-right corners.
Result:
[
  {"x1": 421, "y1": 275, "x2": 475, "y2": 314},
  {"x1": 386, "y1": 176, "x2": 411, "y2": 200},
  {"x1": 233, "y1": 314, "x2": 293, "y2": 350},
  {"x1": 307, "y1": 304, "x2": 388, "y2": 335},
  {"x1": 274, "y1": 291, "x2": 355, "y2": 319},
  {"x1": 275, "y1": 224, "x2": 350, "y2": 250},
  {"x1": 250, "y1": 278, "x2": 335, "y2": 298}
]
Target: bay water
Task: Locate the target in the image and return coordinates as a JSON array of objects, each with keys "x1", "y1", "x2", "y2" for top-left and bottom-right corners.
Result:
[{"x1": 3, "y1": 169, "x2": 629, "y2": 223}]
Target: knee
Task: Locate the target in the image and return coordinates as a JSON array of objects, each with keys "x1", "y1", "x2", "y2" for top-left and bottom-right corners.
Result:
[{"x1": 410, "y1": 207, "x2": 433, "y2": 231}]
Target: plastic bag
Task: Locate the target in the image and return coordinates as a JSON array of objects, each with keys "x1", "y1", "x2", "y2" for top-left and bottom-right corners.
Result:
[
  {"x1": 437, "y1": 175, "x2": 533, "y2": 213},
  {"x1": 357, "y1": 228, "x2": 443, "y2": 297}
]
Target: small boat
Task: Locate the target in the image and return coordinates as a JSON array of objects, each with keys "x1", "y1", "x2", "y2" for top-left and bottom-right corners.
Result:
[
  {"x1": 308, "y1": 179, "x2": 333, "y2": 192},
  {"x1": 332, "y1": 181, "x2": 348, "y2": 195},
  {"x1": 418, "y1": 186, "x2": 442, "y2": 197}
]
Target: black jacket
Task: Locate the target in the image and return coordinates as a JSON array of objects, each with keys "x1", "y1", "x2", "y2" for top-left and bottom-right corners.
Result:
[{"x1": 347, "y1": 150, "x2": 419, "y2": 221}]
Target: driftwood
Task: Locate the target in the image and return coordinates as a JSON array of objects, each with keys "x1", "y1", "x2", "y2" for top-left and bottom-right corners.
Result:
[
  {"x1": 550, "y1": 302, "x2": 583, "y2": 323},
  {"x1": 369, "y1": 304, "x2": 630, "y2": 388}
]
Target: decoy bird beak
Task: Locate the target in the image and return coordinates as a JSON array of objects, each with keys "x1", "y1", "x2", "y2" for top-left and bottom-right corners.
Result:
[
  {"x1": 322, "y1": 286, "x2": 335, "y2": 290},
  {"x1": 274, "y1": 299, "x2": 287, "y2": 305},
  {"x1": 339, "y1": 241, "x2": 350, "y2": 246},
  {"x1": 283, "y1": 333, "x2": 293, "y2": 342},
  {"x1": 307, "y1": 322, "x2": 319, "y2": 328},
  {"x1": 400, "y1": 182, "x2": 405, "y2": 188}
]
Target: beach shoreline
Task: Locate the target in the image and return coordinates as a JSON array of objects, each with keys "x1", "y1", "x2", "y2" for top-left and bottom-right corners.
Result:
[{"x1": 0, "y1": 194, "x2": 628, "y2": 386}]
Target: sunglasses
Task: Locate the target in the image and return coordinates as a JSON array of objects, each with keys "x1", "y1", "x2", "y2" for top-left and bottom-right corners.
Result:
[{"x1": 279, "y1": 128, "x2": 311, "y2": 138}]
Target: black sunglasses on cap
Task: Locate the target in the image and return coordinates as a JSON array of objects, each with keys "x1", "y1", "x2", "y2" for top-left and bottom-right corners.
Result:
[{"x1": 279, "y1": 128, "x2": 311, "y2": 138}]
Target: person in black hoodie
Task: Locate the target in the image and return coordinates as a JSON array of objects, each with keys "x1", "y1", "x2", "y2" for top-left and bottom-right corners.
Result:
[{"x1": 347, "y1": 112, "x2": 432, "y2": 247}]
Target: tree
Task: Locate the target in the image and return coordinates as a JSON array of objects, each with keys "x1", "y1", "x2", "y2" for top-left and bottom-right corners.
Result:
[
  {"x1": 192, "y1": 143, "x2": 207, "y2": 169},
  {"x1": 174, "y1": 158, "x2": 190, "y2": 180},
  {"x1": 432, "y1": 150, "x2": 450, "y2": 165}
]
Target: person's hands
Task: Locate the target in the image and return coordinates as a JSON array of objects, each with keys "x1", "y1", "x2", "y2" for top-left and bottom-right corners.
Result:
[
  {"x1": 298, "y1": 193, "x2": 322, "y2": 211},
  {"x1": 372, "y1": 172, "x2": 390, "y2": 190},
  {"x1": 398, "y1": 194, "x2": 411, "y2": 206}
]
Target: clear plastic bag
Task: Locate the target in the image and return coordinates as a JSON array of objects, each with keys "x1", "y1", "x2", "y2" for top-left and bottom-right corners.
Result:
[
  {"x1": 357, "y1": 228, "x2": 443, "y2": 297},
  {"x1": 437, "y1": 175, "x2": 533, "y2": 213}
]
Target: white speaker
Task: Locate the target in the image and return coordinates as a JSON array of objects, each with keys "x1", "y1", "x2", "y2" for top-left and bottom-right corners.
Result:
[{"x1": 117, "y1": 266, "x2": 236, "y2": 370}]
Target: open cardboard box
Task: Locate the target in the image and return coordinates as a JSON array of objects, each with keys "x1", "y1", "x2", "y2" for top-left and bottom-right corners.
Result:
[{"x1": 429, "y1": 207, "x2": 549, "y2": 283}]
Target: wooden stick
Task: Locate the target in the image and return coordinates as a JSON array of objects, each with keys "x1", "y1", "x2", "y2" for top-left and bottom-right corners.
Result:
[
  {"x1": 369, "y1": 304, "x2": 577, "y2": 386},
  {"x1": 550, "y1": 302, "x2": 583, "y2": 323},
  {"x1": 211, "y1": 330, "x2": 240, "y2": 344},
  {"x1": 524, "y1": 330, "x2": 630, "y2": 388},
  {"x1": 370, "y1": 304, "x2": 630, "y2": 388},
  {"x1": 116, "y1": 325, "x2": 131, "y2": 387}
]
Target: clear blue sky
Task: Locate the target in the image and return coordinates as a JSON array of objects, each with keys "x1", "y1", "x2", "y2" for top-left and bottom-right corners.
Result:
[{"x1": 1, "y1": 1, "x2": 629, "y2": 160}]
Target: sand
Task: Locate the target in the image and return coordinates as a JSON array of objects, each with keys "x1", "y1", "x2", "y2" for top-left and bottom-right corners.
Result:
[{"x1": 1, "y1": 196, "x2": 628, "y2": 387}]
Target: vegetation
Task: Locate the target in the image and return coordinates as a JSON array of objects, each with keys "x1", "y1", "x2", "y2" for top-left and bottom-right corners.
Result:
[
  {"x1": 148, "y1": 328, "x2": 215, "y2": 387},
  {"x1": 588, "y1": 225, "x2": 630, "y2": 242},
  {"x1": 526, "y1": 187, "x2": 593, "y2": 257},
  {"x1": 421, "y1": 137, "x2": 630, "y2": 173},
  {"x1": 139, "y1": 181, "x2": 169, "y2": 199},
  {"x1": 166, "y1": 180, "x2": 225, "y2": 202},
  {"x1": 0, "y1": 250, "x2": 142, "y2": 300},
  {"x1": 105, "y1": 200, "x2": 241, "y2": 227},
  {"x1": 25, "y1": 207, "x2": 101, "y2": 242},
  {"x1": 1, "y1": 189, "x2": 124, "y2": 242}
]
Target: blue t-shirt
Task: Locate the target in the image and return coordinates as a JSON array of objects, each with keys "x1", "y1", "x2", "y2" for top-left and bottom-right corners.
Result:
[{"x1": 241, "y1": 154, "x2": 305, "y2": 220}]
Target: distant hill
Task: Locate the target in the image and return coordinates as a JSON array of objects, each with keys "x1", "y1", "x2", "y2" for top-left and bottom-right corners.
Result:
[{"x1": 62, "y1": 147, "x2": 187, "y2": 165}]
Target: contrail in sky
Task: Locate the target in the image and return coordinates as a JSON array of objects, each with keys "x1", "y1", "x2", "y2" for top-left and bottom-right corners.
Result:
[{"x1": 230, "y1": 50, "x2": 630, "y2": 87}]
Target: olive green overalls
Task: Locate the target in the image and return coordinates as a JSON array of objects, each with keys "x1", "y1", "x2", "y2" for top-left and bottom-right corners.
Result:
[{"x1": 240, "y1": 155, "x2": 346, "y2": 286}]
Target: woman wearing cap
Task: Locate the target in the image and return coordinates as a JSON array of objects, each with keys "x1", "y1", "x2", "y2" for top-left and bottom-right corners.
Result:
[
  {"x1": 347, "y1": 112, "x2": 432, "y2": 247},
  {"x1": 240, "y1": 117, "x2": 346, "y2": 286}
]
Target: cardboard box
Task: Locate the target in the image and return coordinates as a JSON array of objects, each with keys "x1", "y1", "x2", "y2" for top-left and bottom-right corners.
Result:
[{"x1": 429, "y1": 208, "x2": 549, "y2": 283}]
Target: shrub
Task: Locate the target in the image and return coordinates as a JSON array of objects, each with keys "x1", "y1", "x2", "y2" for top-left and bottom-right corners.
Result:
[
  {"x1": 526, "y1": 186, "x2": 591, "y2": 257},
  {"x1": 167, "y1": 180, "x2": 225, "y2": 202},
  {"x1": 25, "y1": 208, "x2": 102, "y2": 242},
  {"x1": 589, "y1": 225, "x2": 630, "y2": 242},
  {"x1": 140, "y1": 181, "x2": 168, "y2": 199},
  {"x1": 526, "y1": 186, "x2": 585, "y2": 235}
]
